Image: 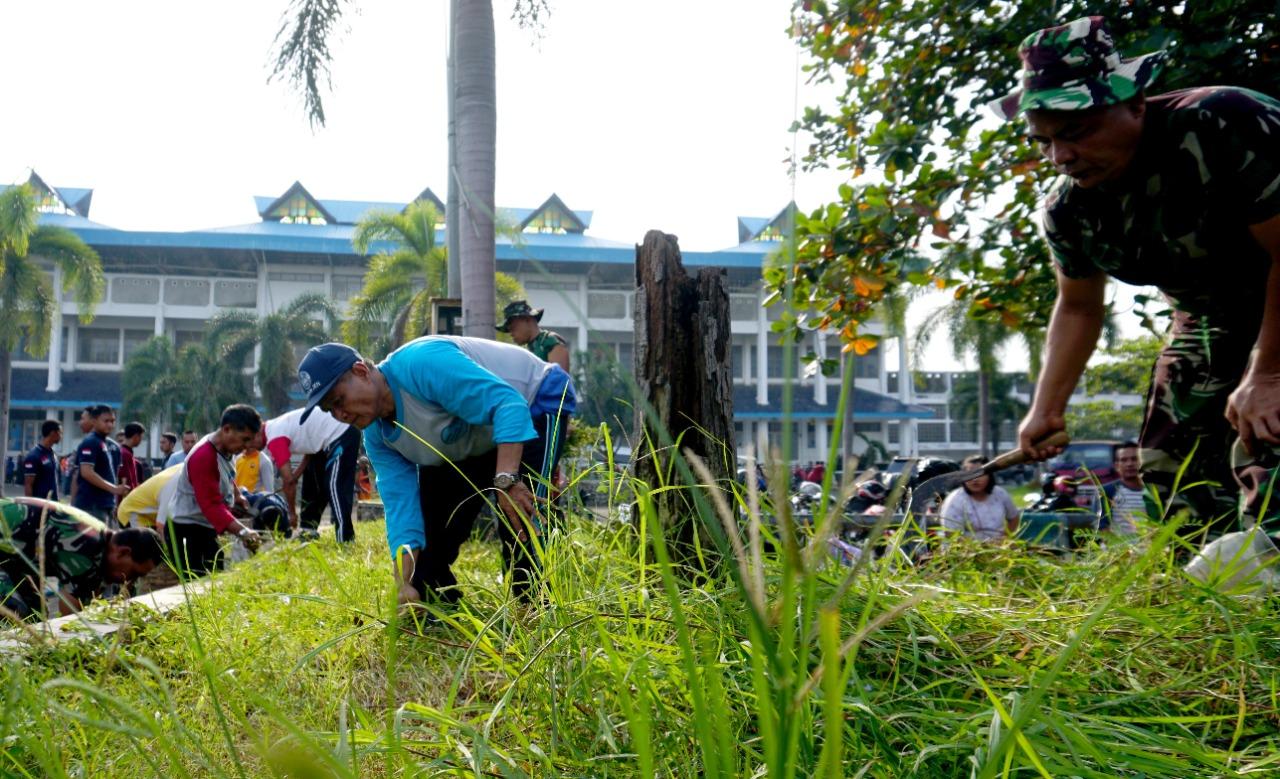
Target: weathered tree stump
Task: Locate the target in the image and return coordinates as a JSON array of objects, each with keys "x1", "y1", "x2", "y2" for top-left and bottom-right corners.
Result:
[{"x1": 633, "y1": 230, "x2": 735, "y2": 573}]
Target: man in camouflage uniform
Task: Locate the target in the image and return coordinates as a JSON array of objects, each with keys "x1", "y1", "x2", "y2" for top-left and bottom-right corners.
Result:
[
  {"x1": 0, "y1": 497, "x2": 164, "y2": 620},
  {"x1": 995, "y1": 17, "x2": 1280, "y2": 538},
  {"x1": 498, "y1": 300, "x2": 571, "y2": 372}
]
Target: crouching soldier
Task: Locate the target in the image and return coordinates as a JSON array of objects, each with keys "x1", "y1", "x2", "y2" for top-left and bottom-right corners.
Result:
[
  {"x1": 297, "y1": 335, "x2": 576, "y2": 606},
  {"x1": 0, "y1": 497, "x2": 163, "y2": 620}
]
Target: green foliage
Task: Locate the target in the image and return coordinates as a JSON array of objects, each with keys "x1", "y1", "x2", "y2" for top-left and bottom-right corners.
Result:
[
  {"x1": 5, "y1": 497, "x2": 1280, "y2": 775},
  {"x1": 780, "y1": 1, "x2": 1280, "y2": 345},
  {"x1": 571, "y1": 346, "x2": 634, "y2": 438},
  {"x1": 0, "y1": 184, "x2": 105, "y2": 354},
  {"x1": 1083, "y1": 334, "x2": 1164, "y2": 396},
  {"x1": 1065, "y1": 399, "x2": 1143, "y2": 442},
  {"x1": 950, "y1": 371, "x2": 1028, "y2": 451},
  {"x1": 209, "y1": 292, "x2": 336, "y2": 416},
  {"x1": 1059, "y1": 333, "x2": 1162, "y2": 440},
  {"x1": 123, "y1": 332, "x2": 253, "y2": 434},
  {"x1": 342, "y1": 201, "x2": 525, "y2": 359}
]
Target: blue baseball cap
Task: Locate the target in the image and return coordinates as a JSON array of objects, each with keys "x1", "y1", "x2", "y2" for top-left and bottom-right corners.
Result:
[{"x1": 298, "y1": 342, "x2": 362, "y2": 422}]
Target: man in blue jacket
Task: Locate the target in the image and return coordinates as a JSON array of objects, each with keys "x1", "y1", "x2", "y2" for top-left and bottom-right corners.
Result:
[{"x1": 298, "y1": 336, "x2": 576, "y2": 605}]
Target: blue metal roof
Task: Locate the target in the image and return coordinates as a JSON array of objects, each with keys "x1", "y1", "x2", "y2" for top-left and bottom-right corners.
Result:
[
  {"x1": 732, "y1": 385, "x2": 934, "y2": 421},
  {"x1": 250, "y1": 194, "x2": 594, "y2": 230},
  {"x1": 21, "y1": 180, "x2": 778, "y2": 269},
  {"x1": 737, "y1": 216, "x2": 769, "y2": 243}
]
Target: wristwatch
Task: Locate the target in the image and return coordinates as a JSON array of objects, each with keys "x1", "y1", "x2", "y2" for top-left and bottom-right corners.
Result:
[{"x1": 493, "y1": 472, "x2": 520, "y2": 490}]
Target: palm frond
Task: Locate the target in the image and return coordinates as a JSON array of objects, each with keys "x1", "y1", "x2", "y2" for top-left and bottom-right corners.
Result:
[
  {"x1": 29, "y1": 226, "x2": 104, "y2": 323},
  {"x1": 268, "y1": 0, "x2": 350, "y2": 129},
  {"x1": 0, "y1": 183, "x2": 37, "y2": 262}
]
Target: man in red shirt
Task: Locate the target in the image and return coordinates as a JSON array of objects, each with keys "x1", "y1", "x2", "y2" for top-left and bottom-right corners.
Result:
[
  {"x1": 117, "y1": 422, "x2": 146, "y2": 492},
  {"x1": 165, "y1": 405, "x2": 264, "y2": 575}
]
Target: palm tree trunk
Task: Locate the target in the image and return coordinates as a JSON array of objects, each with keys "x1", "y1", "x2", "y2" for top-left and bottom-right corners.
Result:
[
  {"x1": 0, "y1": 347, "x2": 10, "y2": 463},
  {"x1": 840, "y1": 351, "x2": 857, "y2": 476},
  {"x1": 978, "y1": 369, "x2": 991, "y2": 458},
  {"x1": 445, "y1": 0, "x2": 461, "y2": 299},
  {"x1": 456, "y1": 0, "x2": 497, "y2": 338}
]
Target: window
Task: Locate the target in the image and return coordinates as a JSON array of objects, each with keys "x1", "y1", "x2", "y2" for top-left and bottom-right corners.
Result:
[
  {"x1": 333, "y1": 275, "x2": 364, "y2": 301},
  {"x1": 272, "y1": 193, "x2": 328, "y2": 225},
  {"x1": 588, "y1": 292, "x2": 627, "y2": 319},
  {"x1": 111, "y1": 277, "x2": 160, "y2": 304},
  {"x1": 214, "y1": 280, "x2": 258, "y2": 308},
  {"x1": 887, "y1": 422, "x2": 900, "y2": 445},
  {"x1": 914, "y1": 373, "x2": 949, "y2": 394},
  {"x1": 854, "y1": 422, "x2": 881, "y2": 435},
  {"x1": 522, "y1": 202, "x2": 583, "y2": 234},
  {"x1": 164, "y1": 279, "x2": 210, "y2": 306},
  {"x1": 950, "y1": 418, "x2": 978, "y2": 442},
  {"x1": 174, "y1": 330, "x2": 204, "y2": 351},
  {"x1": 917, "y1": 422, "x2": 948, "y2": 443},
  {"x1": 755, "y1": 224, "x2": 785, "y2": 242},
  {"x1": 854, "y1": 345, "x2": 881, "y2": 379},
  {"x1": 618, "y1": 342, "x2": 635, "y2": 371},
  {"x1": 730, "y1": 294, "x2": 759, "y2": 321},
  {"x1": 33, "y1": 185, "x2": 72, "y2": 215},
  {"x1": 268, "y1": 271, "x2": 325, "y2": 283},
  {"x1": 886, "y1": 372, "x2": 899, "y2": 394},
  {"x1": 13, "y1": 327, "x2": 68, "y2": 362},
  {"x1": 78, "y1": 328, "x2": 120, "y2": 364},
  {"x1": 123, "y1": 329, "x2": 153, "y2": 361}
]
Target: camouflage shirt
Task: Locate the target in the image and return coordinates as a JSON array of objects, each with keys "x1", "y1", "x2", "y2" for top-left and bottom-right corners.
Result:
[
  {"x1": 1042, "y1": 87, "x2": 1280, "y2": 323},
  {"x1": 527, "y1": 330, "x2": 569, "y2": 363},
  {"x1": 0, "y1": 498, "x2": 108, "y2": 603}
]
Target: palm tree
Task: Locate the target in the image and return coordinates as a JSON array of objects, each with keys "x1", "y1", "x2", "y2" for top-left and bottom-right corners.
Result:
[
  {"x1": 207, "y1": 292, "x2": 336, "y2": 417},
  {"x1": 342, "y1": 201, "x2": 525, "y2": 359},
  {"x1": 122, "y1": 334, "x2": 251, "y2": 434},
  {"x1": 949, "y1": 372, "x2": 1028, "y2": 453},
  {"x1": 269, "y1": 1, "x2": 547, "y2": 339},
  {"x1": 342, "y1": 201, "x2": 448, "y2": 357},
  {"x1": 0, "y1": 183, "x2": 105, "y2": 453},
  {"x1": 914, "y1": 300, "x2": 1019, "y2": 458}
]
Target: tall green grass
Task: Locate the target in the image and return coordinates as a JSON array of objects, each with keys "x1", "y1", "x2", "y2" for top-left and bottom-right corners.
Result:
[{"x1": 2, "y1": 466, "x2": 1279, "y2": 777}]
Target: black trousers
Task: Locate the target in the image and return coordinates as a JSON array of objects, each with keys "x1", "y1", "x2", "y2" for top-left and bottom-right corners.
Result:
[
  {"x1": 164, "y1": 522, "x2": 224, "y2": 577},
  {"x1": 300, "y1": 425, "x2": 361, "y2": 542},
  {"x1": 413, "y1": 411, "x2": 570, "y2": 602}
]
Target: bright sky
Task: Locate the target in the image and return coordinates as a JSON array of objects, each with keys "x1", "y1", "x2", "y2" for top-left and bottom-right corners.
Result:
[{"x1": 1, "y1": 0, "x2": 844, "y2": 252}]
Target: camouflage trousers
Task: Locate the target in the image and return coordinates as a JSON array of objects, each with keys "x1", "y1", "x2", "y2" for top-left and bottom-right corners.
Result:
[{"x1": 1139, "y1": 311, "x2": 1280, "y2": 536}]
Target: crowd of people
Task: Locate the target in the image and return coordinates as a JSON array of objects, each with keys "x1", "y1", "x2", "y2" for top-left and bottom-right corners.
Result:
[
  {"x1": 936, "y1": 442, "x2": 1149, "y2": 545},
  {"x1": 0, "y1": 300, "x2": 576, "y2": 621}
]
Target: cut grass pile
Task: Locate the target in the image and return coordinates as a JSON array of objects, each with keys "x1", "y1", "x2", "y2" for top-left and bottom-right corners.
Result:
[{"x1": 2, "y1": 507, "x2": 1279, "y2": 777}]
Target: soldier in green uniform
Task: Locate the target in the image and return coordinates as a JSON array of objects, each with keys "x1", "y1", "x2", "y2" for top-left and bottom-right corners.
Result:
[
  {"x1": 0, "y1": 497, "x2": 164, "y2": 620},
  {"x1": 992, "y1": 17, "x2": 1280, "y2": 537},
  {"x1": 498, "y1": 300, "x2": 570, "y2": 372}
]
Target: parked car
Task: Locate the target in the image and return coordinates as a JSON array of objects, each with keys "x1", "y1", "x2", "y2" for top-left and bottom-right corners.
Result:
[{"x1": 1045, "y1": 439, "x2": 1120, "y2": 485}]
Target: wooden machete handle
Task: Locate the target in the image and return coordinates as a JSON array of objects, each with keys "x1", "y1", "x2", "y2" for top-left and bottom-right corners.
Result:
[{"x1": 984, "y1": 430, "x2": 1071, "y2": 474}]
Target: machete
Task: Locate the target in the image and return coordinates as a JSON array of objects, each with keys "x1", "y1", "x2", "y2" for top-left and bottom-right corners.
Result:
[{"x1": 906, "y1": 431, "x2": 1071, "y2": 517}]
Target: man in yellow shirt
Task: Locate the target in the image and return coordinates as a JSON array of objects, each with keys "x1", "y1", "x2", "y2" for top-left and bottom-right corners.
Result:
[
  {"x1": 233, "y1": 431, "x2": 274, "y2": 494},
  {"x1": 117, "y1": 465, "x2": 183, "y2": 529}
]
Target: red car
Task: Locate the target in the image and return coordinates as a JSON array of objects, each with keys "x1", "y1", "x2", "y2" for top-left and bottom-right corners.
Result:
[{"x1": 1045, "y1": 440, "x2": 1121, "y2": 486}]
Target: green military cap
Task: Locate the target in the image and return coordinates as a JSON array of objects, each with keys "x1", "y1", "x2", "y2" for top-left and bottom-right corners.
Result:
[
  {"x1": 988, "y1": 16, "x2": 1167, "y2": 120},
  {"x1": 497, "y1": 300, "x2": 544, "y2": 333}
]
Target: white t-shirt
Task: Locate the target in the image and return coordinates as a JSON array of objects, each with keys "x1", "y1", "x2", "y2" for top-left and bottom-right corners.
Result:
[
  {"x1": 1108, "y1": 483, "x2": 1145, "y2": 536},
  {"x1": 940, "y1": 486, "x2": 1019, "y2": 542},
  {"x1": 264, "y1": 408, "x2": 349, "y2": 467}
]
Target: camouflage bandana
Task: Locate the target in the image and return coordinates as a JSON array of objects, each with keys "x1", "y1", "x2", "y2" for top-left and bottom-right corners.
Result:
[{"x1": 988, "y1": 16, "x2": 1167, "y2": 120}]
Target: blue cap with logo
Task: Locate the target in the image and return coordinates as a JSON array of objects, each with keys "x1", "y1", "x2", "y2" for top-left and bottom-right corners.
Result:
[{"x1": 298, "y1": 342, "x2": 362, "y2": 422}]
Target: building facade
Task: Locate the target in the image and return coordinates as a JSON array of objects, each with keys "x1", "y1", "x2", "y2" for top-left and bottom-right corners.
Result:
[{"x1": 3, "y1": 173, "x2": 932, "y2": 466}]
